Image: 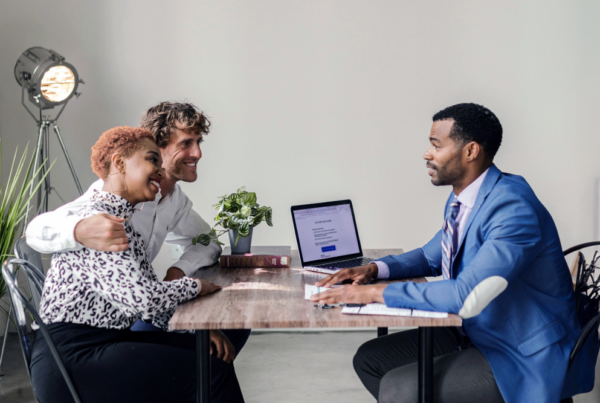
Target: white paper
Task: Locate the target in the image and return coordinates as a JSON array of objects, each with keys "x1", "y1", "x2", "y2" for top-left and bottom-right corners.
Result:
[
  {"x1": 341, "y1": 303, "x2": 448, "y2": 318},
  {"x1": 304, "y1": 284, "x2": 341, "y2": 300}
]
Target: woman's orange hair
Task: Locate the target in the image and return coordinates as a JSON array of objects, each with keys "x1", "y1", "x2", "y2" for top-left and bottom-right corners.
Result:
[{"x1": 91, "y1": 126, "x2": 156, "y2": 179}]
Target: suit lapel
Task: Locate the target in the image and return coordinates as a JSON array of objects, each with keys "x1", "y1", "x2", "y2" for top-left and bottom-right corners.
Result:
[{"x1": 451, "y1": 164, "x2": 502, "y2": 277}]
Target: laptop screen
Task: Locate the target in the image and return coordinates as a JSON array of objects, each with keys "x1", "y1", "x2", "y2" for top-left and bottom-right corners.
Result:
[{"x1": 292, "y1": 201, "x2": 361, "y2": 264}]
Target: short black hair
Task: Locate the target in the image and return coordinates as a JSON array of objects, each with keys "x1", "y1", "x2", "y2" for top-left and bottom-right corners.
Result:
[{"x1": 432, "y1": 103, "x2": 502, "y2": 160}]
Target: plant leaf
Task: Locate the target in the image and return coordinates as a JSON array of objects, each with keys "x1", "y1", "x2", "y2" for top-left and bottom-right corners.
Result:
[{"x1": 265, "y1": 207, "x2": 273, "y2": 226}]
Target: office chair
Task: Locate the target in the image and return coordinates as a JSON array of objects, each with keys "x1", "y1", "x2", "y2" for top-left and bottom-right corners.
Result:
[
  {"x1": 2, "y1": 259, "x2": 82, "y2": 403},
  {"x1": 560, "y1": 242, "x2": 600, "y2": 403},
  {"x1": 0, "y1": 237, "x2": 45, "y2": 375}
]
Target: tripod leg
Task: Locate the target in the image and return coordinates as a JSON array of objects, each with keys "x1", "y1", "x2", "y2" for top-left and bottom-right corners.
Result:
[
  {"x1": 24, "y1": 122, "x2": 47, "y2": 225},
  {"x1": 43, "y1": 125, "x2": 51, "y2": 212},
  {"x1": 53, "y1": 125, "x2": 83, "y2": 195}
]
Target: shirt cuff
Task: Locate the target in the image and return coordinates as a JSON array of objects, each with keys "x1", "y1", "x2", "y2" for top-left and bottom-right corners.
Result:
[
  {"x1": 374, "y1": 260, "x2": 390, "y2": 279},
  {"x1": 171, "y1": 259, "x2": 195, "y2": 277}
]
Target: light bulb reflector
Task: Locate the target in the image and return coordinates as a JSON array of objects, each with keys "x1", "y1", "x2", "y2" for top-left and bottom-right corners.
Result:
[{"x1": 41, "y1": 66, "x2": 75, "y2": 102}]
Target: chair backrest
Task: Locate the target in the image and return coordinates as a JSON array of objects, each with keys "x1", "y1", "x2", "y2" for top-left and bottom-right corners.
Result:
[
  {"x1": 2, "y1": 260, "x2": 82, "y2": 403},
  {"x1": 562, "y1": 243, "x2": 600, "y2": 398},
  {"x1": 13, "y1": 237, "x2": 45, "y2": 309}
]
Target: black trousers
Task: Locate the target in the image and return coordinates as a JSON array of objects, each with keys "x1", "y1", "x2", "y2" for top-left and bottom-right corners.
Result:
[
  {"x1": 353, "y1": 328, "x2": 505, "y2": 403},
  {"x1": 30, "y1": 322, "x2": 251, "y2": 403}
]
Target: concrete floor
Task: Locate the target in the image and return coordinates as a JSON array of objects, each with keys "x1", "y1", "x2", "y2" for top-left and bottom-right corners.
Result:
[{"x1": 0, "y1": 330, "x2": 598, "y2": 403}]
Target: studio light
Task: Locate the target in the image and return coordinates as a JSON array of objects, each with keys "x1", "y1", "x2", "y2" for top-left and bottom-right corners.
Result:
[
  {"x1": 15, "y1": 47, "x2": 81, "y2": 110},
  {"x1": 14, "y1": 47, "x2": 84, "y2": 222}
]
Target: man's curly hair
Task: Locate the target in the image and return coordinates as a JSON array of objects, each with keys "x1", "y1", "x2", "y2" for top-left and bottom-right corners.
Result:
[
  {"x1": 140, "y1": 102, "x2": 211, "y2": 148},
  {"x1": 91, "y1": 126, "x2": 156, "y2": 179}
]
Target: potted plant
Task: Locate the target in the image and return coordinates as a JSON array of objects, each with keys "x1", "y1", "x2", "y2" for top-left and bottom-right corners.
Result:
[
  {"x1": 192, "y1": 187, "x2": 272, "y2": 253},
  {"x1": 0, "y1": 140, "x2": 49, "y2": 319}
]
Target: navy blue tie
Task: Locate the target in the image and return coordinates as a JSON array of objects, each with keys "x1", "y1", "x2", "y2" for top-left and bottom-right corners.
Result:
[{"x1": 441, "y1": 198, "x2": 461, "y2": 280}]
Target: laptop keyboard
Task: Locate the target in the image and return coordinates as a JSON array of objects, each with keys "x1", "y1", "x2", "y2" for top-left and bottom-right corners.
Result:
[{"x1": 315, "y1": 257, "x2": 373, "y2": 269}]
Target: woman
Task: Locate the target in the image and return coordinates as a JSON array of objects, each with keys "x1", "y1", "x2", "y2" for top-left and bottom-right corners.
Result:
[{"x1": 30, "y1": 126, "x2": 243, "y2": 403}]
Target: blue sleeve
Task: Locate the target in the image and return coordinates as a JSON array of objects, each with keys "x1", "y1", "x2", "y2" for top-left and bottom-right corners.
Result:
[
  {"x1": 379, "y1": 230, "x2": 443, "y2": 279},
  {"x1": 382, "y1": 194, "x2": 543, "y2": 313}
]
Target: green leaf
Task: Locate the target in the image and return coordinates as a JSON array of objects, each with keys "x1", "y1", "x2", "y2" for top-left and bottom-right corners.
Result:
[
  {"x1": 252, "y1": 210, "x2": 265, "y2": 227},
  {"x1": 241, "y1": 192, "x2": 257, "y2": 207},
  {"x1": 265, "y1": 207, "x2": 273, "y2": 226},
  {"x1": 197, "y1": 234, "x2": 211, "y2": 246},
  {"x1": 238, "y1": 222, "x2": 250, "y2": 237},
  {"x1": 240, "y1": 205, "x2": 251, "y2": 217}
]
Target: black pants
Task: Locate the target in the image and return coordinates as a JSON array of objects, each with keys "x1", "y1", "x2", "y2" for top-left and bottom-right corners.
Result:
[
  {"x1": 353, "y1": 328, "x2": 505, "y2": 403},
  {"x1": 30, "y1": 322, "x2": 251, "y2": 403}
]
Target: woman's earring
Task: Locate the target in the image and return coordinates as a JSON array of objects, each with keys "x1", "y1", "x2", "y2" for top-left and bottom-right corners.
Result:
[{"x1": 108, "y1": 171, "x2": 127, "y2": 192}]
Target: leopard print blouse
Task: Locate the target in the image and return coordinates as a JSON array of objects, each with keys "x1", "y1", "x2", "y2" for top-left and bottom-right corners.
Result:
[{"x1": 38, "y1": 190, "x2": 199, "y2": 330}]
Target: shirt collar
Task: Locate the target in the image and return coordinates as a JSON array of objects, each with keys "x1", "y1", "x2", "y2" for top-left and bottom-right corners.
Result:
[
  {"x1": 456, "y1": 168, "x2": 490, "y2": 209},
  {"x1": 91, "y1": 189, "x2": 136, "y2": 219}
]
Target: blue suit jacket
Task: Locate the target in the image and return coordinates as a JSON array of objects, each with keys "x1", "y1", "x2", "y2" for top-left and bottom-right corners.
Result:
[{"x1": 380, "y1": 165, "x2": 584, "y2": 403}]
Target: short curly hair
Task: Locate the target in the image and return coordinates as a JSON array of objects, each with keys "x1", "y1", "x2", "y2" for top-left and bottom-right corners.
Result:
[
  {"x1": 433, "y1": 103, "x2": 503, "y2": 160},
  {"x1": 140, "y1": 102, "x2": 211, "y2": 148},
  {"x1": 91, "y1": 126, "x2": 156, "y2": 179}
]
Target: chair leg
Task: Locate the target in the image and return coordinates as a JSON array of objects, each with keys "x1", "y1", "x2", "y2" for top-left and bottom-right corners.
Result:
[{"x1": 0, "y1": 307, "x2": 13, "y2": 376}]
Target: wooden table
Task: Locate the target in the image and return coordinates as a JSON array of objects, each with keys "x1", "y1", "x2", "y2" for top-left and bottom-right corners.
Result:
[{"x1": 170, "y1": 249, "x2": 462, "y2": 403}]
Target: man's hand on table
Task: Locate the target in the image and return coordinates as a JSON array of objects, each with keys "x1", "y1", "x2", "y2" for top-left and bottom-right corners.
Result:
[
  {"x1": 74, "y1": 213, "x2": 129, "y2": 252},
  {"x1": 310, "y1": 283, "x2": 387, "y2": 305},
  {"x1": 312, "y1": 263, "x2": 387, "y2": 305},
  {"x1": 210, "y1": 330, "x2": 236, "y2": 363},
  {"x1": 315, "y1": 263, "x2": 379, "y2": 287}
]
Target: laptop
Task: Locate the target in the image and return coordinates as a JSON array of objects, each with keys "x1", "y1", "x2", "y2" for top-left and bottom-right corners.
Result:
[{"x1": 290, "y1": 200, "x2": 374, "y2": 274}]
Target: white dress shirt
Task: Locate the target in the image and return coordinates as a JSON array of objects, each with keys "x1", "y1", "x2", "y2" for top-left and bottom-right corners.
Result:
[
  {"x1": 26, "y1": 179, "x2": 222, "y2": 277},
  {"x1": 375, "y1": 168, "x2": 490, "y2": 279}
]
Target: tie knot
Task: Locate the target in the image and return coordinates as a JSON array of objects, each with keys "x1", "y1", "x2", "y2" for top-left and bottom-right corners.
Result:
[{"x1": 449, "y1": 198, "x2": 461, "y2": 212}]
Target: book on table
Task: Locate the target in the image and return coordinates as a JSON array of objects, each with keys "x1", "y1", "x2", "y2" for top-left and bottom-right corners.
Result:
[{"x1": 220, "y1": 246, "x2": 291, "y2": 268}]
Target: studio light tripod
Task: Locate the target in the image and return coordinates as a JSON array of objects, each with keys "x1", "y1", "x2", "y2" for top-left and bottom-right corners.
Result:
[{"x1": 0, "y1": 47, "x2": 84, "y2": 376}]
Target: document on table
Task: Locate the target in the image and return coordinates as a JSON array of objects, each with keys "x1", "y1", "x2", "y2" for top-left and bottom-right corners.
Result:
[
  {"x1": 304, "y1": 284, "x2": 341, "y2": 300},
  {"x1": 341, "y1": 303, "x2": 448, "y2": 318}
]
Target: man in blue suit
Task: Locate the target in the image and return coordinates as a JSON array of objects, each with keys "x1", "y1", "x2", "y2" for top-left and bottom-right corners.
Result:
[{"x1": 311, "y1": 103, "x2": 581, "y2": 403}]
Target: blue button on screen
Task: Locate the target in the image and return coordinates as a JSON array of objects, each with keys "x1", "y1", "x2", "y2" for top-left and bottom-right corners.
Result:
[{"x1": 321, "y1": 245, "x2": 336, "y2": 252}]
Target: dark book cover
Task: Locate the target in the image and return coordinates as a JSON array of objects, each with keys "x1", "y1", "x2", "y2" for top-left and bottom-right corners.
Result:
[{"x1": 220, "y1": 246, "x2": 291, "y2": 268}]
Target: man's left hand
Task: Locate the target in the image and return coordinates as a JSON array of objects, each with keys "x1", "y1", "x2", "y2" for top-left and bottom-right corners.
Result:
[
  {"x1": 163, "y1": 267, "x2": 185, "y2": 281},
  {"x1": 310, "y1": 284, "x2": 388, "y2": 305}
]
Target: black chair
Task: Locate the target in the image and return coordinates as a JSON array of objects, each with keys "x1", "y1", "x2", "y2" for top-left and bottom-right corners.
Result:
[
  {"x1": 561, "y1": 242, "x2": 600, "y2": 403},
  {"x1": 0, "y1": 237, "x2": 46, "y2": 375},
  {"x1": 2, "y1": 259, "x2": 82, "y2": 403},
  {"x1": 14, "y1": 236, "x2": 46, "y2": 309}
]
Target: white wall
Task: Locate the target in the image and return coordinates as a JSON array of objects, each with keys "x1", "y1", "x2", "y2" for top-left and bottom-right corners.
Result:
[{"x1": 2, "y1": 1, "x2": 600, "y2": 274}]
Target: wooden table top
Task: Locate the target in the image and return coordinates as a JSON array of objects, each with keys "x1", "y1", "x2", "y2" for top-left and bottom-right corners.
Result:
[{"x1": 169, "y1": 248, "x2": 462, "y2": 330}]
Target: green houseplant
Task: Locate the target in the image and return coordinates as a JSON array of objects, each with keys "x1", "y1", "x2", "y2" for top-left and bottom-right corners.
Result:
[
  {"x1": 192, "y1": 187, "x2": 272, "y2": 253},
  {"x1": 0, "y1": 140, "x2": 50, "y2": 317}
]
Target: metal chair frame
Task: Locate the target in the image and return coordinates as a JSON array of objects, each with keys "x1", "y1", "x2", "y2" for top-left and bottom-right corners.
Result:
[
  {"x1": 2, "y1": 259, "x2": 82, "y2": 402},
  {"x1": 563, "y1": 241, "x2": 600, "y2": 369},
  {"x1": 0, "y1": 237, "x2": 46, "y2": 375}
]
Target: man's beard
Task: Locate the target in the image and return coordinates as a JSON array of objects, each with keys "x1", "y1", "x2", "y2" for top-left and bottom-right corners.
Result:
[
  {"x1": 428, "y1": 157, "x2": 464, "y2": 187},
  {"x1": 164, "y1": 161, "x2": 197, "y2": 183}
]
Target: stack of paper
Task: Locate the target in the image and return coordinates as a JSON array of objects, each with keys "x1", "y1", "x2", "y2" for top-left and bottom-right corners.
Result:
[{"x1": 342, "y1": 303, "x2": 448, "y2": 318}]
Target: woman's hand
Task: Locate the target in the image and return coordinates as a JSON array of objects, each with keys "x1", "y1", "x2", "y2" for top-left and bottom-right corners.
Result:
[
  {"x1": 194, "y1": 279, "x2": 222, "y2": 296},
  {"x1": 210, "y1": 330, "x2": 236, "y2": 363}
]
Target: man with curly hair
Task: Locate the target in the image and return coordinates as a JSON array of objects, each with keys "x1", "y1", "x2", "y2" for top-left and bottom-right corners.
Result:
[{"x1": 26, "y1": 102, "x2": 250, "y2": 403}]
